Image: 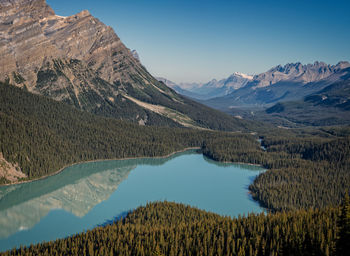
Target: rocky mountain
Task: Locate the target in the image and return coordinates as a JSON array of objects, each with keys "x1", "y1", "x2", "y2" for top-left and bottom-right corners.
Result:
[
  {"x1": 158, "y1": 72, "x2": 253, "y2": 100},
  {"x1": 156, "y1": 77, "x2": 184, "y2": 92},
  {"x1": 160, "y1": 62, "x2": 350, "y2": 105},
  {"x1": 156, "y1": 77, "x2": 202, "y2": 99},
  {"x1": 251, "y1": 61, "x2": 349, "y2": 88},
  {"x1": 0, "y1": 0, "x2": 245, "y2": 130},
  {"x1": 262, "y1": 75, "x2": 350, "y2": 126},
  {"x1": 224, "y1": 73, "x2": 350, "y2": 127},
  {"x1": 303, "y1": 74, "x2": 350, "y2": 111},
  {"x1": 203, "y1": 61, "x2": 350, "y2": 110}
]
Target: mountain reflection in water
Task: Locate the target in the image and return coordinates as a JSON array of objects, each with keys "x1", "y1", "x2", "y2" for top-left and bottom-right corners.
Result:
[
  {"x1": 0, "y1": 150, "x2": 264, "y2": 251},
  {"x1": 0, "y1": 152, "x2": 182, "y2": 239}
]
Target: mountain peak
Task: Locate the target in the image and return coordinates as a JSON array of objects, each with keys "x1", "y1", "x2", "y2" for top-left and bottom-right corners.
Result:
[
  {"x1": 0, "y1": 0, "x2": 131, "y2": 87},
  {"x1": 313, "y1": 61, "x2": 327, "y2": 66},
  {"x1": 74, "y1": 9, "x2": 91, "y2": 18},
  {"x1": 251, "y1": 61, "x2": 350, "y2": 89},
  {"x1": 0, "y1": 0, "x2": 249, "y2": 130},
  {"x1": 336, "y1": 61, "x2": 350, "y2": 69},
  {"x1": 232, "y1": 72, "x2": 253, "y2": 80}
]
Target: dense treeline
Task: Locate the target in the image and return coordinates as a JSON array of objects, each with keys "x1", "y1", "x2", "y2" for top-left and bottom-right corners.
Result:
[
  {"x1": 202, "y1": 130, "x2": 350, "y2": 211},
  {"x1": 1, "y1": 81, "x2": 350, "y2": 214},
  {"x1": 0, "y1": 82, "x2": 258, "y2": 184},
  {"x1": 1, "y1": 81, "x2": 350, "y2": 213},
  {"x1": 250, "y1": 135, "x2": 350, "y2": 211},
  {"x1": 2, "y1": 80, "x2": 350, "y2": 255},
  {"x1": 2, "y1": 199, "x2": 350, "y2": 256},
  {"x1": 202, "y1": 135, "x2": 265, "y2": 165}
]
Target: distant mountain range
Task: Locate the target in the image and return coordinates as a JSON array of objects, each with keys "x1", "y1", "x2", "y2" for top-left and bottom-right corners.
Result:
[
  {"x1": 0, "y1": 0, "x2": 249, "y2": 131},
  {"x1": 216, "y1": 67, "x2": 350, "y2": 127},
  {"x1": 160, "y1": 61, "x2": 350, "y2": 108},
  {"x1": 158, "y1": 72, "x2": 253, "y2": 100},
  {"x1": 159, "y1": 61, "x2": 350, "y2": 127}
]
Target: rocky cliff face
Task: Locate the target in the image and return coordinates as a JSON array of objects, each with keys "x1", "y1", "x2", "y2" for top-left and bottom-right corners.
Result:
[
  {"x1": 0, "y1": 0, "x2": 146, "y2": 88},
  {"x1": 0, "y1": 0, "x2": 217, "y2": 128},
  {"x1": 0, "y1": 0, "x2": 257, "y2": 131}
]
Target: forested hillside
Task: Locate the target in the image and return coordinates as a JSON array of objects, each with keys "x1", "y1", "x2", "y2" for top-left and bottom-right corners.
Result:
[
  {"x1": 0, "y1": 82, "x2": 260, "y2": 184},
  {"x1": 1, "y1": 82, "x2": 349, "y2": 214},
  {"x1": 1, "y1": 66, "x2": 349, "y2": 256},
  {"x1": 2, "y1": 200, "x2": 349, "y2": 256},
  {"x1": 260, "y1": 79, "x2": 350, "y2": 127},
  {"x1": 202, "y1": 128, "x2": 350, "y2": 211}
]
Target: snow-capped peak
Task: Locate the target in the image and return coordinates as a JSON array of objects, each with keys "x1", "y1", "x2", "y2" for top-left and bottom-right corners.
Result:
[{"x1": 232, "y1": 72, "x2": 253, "y2": 80}]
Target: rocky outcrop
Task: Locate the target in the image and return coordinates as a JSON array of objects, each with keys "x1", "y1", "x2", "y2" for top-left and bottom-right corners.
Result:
[{"x1": 0, "y1": 152, "x2": 26, "y2": 183}]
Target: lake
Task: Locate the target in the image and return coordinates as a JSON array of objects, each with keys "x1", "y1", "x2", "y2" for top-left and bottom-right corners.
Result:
[{"x1": 0, "y1": 149, "x2": 264, "y2": 252}]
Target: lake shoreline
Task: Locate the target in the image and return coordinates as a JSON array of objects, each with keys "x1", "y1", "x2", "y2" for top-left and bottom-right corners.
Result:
[
  {"x1": 0, "y1": 147, "x2": 201, "y2": 187},
  {"x1": 2, "y1": 147, "x2": 267, "y2": 188},
  {"x1": 0, "y1": 150, "x2": 266, "y2": 252},
  {"x1": 202, "y1": 153, "x2": 264, "y2": 168}
]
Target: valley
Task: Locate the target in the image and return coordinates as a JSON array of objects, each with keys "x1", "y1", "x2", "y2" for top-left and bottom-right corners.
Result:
[
  {"x1": 165, "y1": 62, "x2": 350, "y2": 128},
  {"x1": 0, "y1": 0, "x2": 349, "y2": 255}
]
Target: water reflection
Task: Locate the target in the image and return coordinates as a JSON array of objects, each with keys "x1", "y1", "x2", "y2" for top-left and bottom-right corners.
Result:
[
  {"x1": 0, "y1": 150, "x2": 264, "y2": 251},
  {"x1": 0, "y1": 151, "x2": 189, "y2": 239},
  {"x1": 202, "y1": 155, "x2": 263, "y2": 171},
  {"x1": 0, "y1": 166, "x2": 132, "y2": 239}
]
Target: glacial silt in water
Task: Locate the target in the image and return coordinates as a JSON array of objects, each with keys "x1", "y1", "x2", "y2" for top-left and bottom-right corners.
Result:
[{"x1": 0, "y1": 150, "x2": 264, "y2": 251}]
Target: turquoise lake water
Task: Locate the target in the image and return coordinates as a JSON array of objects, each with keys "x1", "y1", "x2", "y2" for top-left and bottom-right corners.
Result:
[{"x1": 0, "y1": 150, "x2": 264, "y2": 252}]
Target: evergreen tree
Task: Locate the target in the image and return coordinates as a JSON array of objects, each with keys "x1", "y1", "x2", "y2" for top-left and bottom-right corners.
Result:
[{"x1": 336, "y1": 193, "x2": 350, "y2": 256}]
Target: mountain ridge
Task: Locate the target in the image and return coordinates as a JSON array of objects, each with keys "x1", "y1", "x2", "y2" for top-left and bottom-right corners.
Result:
[
  {"x1": 158, "y1": 72, "x2": 253, "y2": 100},
  {"x1": 159, "y1": 61, "x2": 350, "y2": 104},
  {"x1": 251, "y1": 61, "x2": 349, "y2": 88},
  {"x1": 201, "y1": 61, "x2": 350, "y2": 110},
  {"x1": 261, "y1": 77, "x2": 350, "y2": 126},
  {"x1": 0, "y1": 0, "x2": 249, "y2": 131}
]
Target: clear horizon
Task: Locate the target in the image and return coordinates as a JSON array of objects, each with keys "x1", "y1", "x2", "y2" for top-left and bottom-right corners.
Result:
[{"x1": 47, "y1": 0, "x2": 350, "y2": 84}]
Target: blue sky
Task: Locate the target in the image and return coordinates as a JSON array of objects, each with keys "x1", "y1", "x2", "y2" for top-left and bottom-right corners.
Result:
[{"x1": 47, "y1": 0, "x2": 350, "y2": 83}]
